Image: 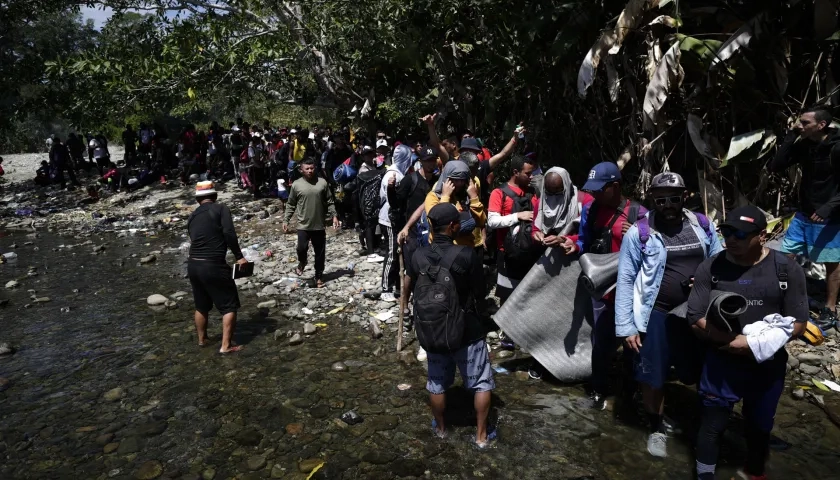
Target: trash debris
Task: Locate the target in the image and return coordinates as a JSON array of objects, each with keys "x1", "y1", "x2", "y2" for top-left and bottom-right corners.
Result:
[
  {"x1": 397, "y1": 383, "x2": 411, "y2": 391},
  {"x1": 820, "y1": 379, "x2": 840, "y2": 393},
  {"x1": 371, "y1": 311, "x2": 394, "y2": 321},
  {"x1": 340, "y1": 410, "x2": 363, "y2": 425},
  {"x1": 301, "y1": 307, "x2": 314, "y2": 315}
]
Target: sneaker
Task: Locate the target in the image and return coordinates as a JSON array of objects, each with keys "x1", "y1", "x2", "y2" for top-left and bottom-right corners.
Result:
[
  {"x1": 817, "y1": 308, "x2": 838, "y2": 330},
  {"x1": 528, "y1": 367, "x2": 543, "y2": 380},
  {"x1": 499, "y1": 331, "x2": 515, "y2": 350},
  {"x1": 590, "y1": 393, "x2": 607, "y2": 411},
  {"x1": 416, "y1": 346, "x2": 427, "y2": 362},
  {"x1": 380, "y1": 292, "x2": 398, "y2": 303},
  {"x1": 366, "y1": 254, "x2": 385, "y2": 263},
  {"x1": 646, "y1": 432, "x2": 668, "y2": 458}
]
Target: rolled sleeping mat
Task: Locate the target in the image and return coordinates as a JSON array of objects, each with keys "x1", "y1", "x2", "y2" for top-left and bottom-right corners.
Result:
[
  {"x1": 579, "y1": 252, "x2": 619, "y2": 299},
  {"x1": 669, "y1": 290, "x2": 748, "y2": 332}
]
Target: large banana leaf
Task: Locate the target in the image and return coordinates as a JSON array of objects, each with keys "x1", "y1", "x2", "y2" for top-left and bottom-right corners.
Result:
[
  {"x1": 643, "y1": 41, "x2": 683, "y2": 128},
  {"x1": 720, "y1": 129, "x2": 776, "y2": 168}
]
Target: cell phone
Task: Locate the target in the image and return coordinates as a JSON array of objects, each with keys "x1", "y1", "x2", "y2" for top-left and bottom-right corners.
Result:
[{"x1": 232, "y1": 261, "x2": 255, "y2": 279}]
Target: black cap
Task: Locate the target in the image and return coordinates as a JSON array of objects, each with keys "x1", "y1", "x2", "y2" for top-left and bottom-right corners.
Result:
[
  {"x1": 427, "y1": 203, "x2": 460, "y2": 228},
  {"x1": 720, "y1": 206, "x2": 767, "y2": 234},
  {"x1": 419, "y1": 144, "x2": 438, "y2": 161},
  {"x1": 460, "y1": 137, "x2": 481, "y2": 152}
]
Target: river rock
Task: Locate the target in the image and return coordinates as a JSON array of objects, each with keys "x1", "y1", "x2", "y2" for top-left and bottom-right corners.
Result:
[
  {"x1": 92, "y1": 245, "x2": 106, "y2": 253},
  {"x1": 32, "y1": 296, "x2": 50, "y2": 303},
  {"x1": 117, "y1": 436, "x2": 141, "y2": 454},
  {"x1": 340, "y1": 411, "x2": 363, "y2": 425},
  {"x1": 103, "y1": 387, "x2": 124, "y2": 402},
  {"x1": 171, "y1": 291, "x2": 188, "y2": 300},
  {"x1": 139, "y1": 254, "x2": 157, "y2": 264},
  {"x1": 261, "y1": 285, "x2": 279, "y2": 296},
  {"x1": 369, "y1": 319, "x2": 382, "y2": 339},
  {"x1": 798, "y1": 353, "x2": 825, "y2": 366},
  {"x1": 103, "y1": 442, "x2": 119, "y2": 454},
  {"x1": 800, "y1": 364, "x2": 821, "y2": 375},
  {"x1": 331, "y1": 361, "x2": 347, "y2": 372},
  {"x1": 246, "y1": 455, "x2": 267, "y2": 471},
  {"x1": 299, "y1": 458, "x2": 323, "y2": 473},
  {"x1": 5, "y1": 280, "x2": 18, "y2": 289},
  {"x1": 133, "y1": 460, "x2": 163, "y2": 479},
  {"x1": 202, "y1": 468, "x2": 216, "y2": 480},
  {"x1": 285, "y1": 423, "x2": 304, "y2": 435},
  {"x1": 289, "y1": 333, "x2": 303, "y2": 346},
  {"x1": 258, "y1": 299, "x2": 277, "y2": 309},
  {"x1": 368, "y1": 415, "x2": 400, "y2": 431},
  {"x1": 0, "y1": 343, "x2": 15, "y2": 356},
  {"x1": 303, "y1": 322, "x2": 317, "y2": 335},
  {"x1": 147, "y1": 294, "x2": 168, "y2": 306},
  {"x1": 787, "y1": 356, "x2": 800, "y2": 369},
  {"x1": 164, "y1": 300, "x2": 177, "y2": 309},
  {"x1": 270, "y1": 464, "x2": 284, "y2": 478},
  {"x1": 234, "y1": 427, "x2": 263, "y2": 446},
  {"x1": 792, "y1": 388, "x2": 806, "y2": 400}
]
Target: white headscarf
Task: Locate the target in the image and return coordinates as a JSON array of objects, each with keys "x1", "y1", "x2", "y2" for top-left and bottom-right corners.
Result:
[{"x1": 535, "y1": 167, "x2": 579, "y2": 235}]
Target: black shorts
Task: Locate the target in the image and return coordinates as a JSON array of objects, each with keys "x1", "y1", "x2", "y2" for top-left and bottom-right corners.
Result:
[
  {"x1": 188, "y1": 259, "x2": 240, "y2": 315},
  {"x1": 402, "y1": 235, "x2": 419, "y2": 269}
]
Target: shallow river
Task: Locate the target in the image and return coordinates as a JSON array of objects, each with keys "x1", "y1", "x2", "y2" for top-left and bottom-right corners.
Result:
[{"x1": 1, "y1": 228, "x2": 839, "y2": 480}]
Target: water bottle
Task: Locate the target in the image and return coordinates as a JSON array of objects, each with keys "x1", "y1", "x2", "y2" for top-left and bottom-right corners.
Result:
[{"x1": 2, "y1": 252, "x2": 18, "y2": 261}]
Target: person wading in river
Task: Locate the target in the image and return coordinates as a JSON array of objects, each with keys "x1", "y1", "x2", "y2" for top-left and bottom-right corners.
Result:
[{"x1": 187, "y1": 181, "x2": 247, "y2": 353}]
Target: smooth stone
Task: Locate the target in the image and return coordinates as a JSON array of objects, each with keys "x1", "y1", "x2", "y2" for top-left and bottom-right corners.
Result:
[
  {"x1": 147, "y1": 294, "x2": 168, "y2": 306},
  {"x1": 171, "y1": 291, "x2": 188, "y2": 299},
  {"x1": 103, "y1": 442, "x2": 119, "y2": 454},
  {"x1": 133, "y1": 460, "x2": 163, "y2": 479},
  {"x1": 369, "y1": 319, "x2": 382, "y2": 339},
  {"x1": 117, "y1": 437, "x2": 141, "y2": 454},
  {"x1": 787, "y1": 356, "x2": 800, "y2": 368},
  {"x1": 202, "y1": 468, "x2": 216, "y2": 480},
  {"x1": 285, "y1": 423, "x2": 304, "y2": 435},
  {"x1": 798, "y1": 353, "x2": 825, "y2": 365},
  {"x1": 331, "y1": 361, "x2": 348, "y2": 372},
  {"x1": 246, "y1": 455, "x2": 267, "y2": 471},
  {"x1": 496, "y1": 350, "x2": 514, "y2": 359},
  {"x1": 32, "y1": 296, "x2": 50, "y2": 303},
  {"x1": 792, "y1": 388, "x2": 806, "y2": 400},
  {"x1": 298, "y1": 458, "x2": 323, "y2": 473},
  {"x1": 95, "y1": 433, "x2": 114, "y2": 445},
  {"x1": 139, "y1": 254, "x2": 157, "y2": 264},
  {"x1": 270, "y1": 465, "x2": 284, "y2": 478},
  {"x1": 257, "y1": 299, "x2": 277, "y2": 309},
  {"x1": 367, "y1": 415, "x2": 399, "y2": 431},
  {"x1": 303, "y1": 322, "x2": 317, "y2": 335},
  {"x1": 262, "y1": 285, "x2": 279, "y2": 296},
  {"x1": 0, "y1": 343, "x2": 15, "y2": 356},
  {"x1": 5, "y1": 280, "x2": 19, "y2": 289},
  {"x1": 360, "y1": 450, "x2": 397, "y2": 465},
  {"x1": 164, "y1": 300, "x2": 177, "y2": 309},
  {"x1": 129, "y1": 421, "x2": 168, "y2": 437},
  {"x1": 234, "y1": 427, "x2": 263, "y2": 446},
  {"x1": 289, "y1": 333, "x2": 303, "y2": 346},
  {"x1": 800, "y1": 364, "x2": 821, "y2": 375},
  {"x1": 103, "y1": 387, "x2": 124, "y2": 402}
]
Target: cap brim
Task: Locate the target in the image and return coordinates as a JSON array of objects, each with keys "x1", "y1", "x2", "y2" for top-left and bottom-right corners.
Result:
[
  {"x1": 582, "y1": 179, "x2": 608, "y2": 192},
  {"x1": 720, "y1": 220, "x2": 762, "y2": 233}
]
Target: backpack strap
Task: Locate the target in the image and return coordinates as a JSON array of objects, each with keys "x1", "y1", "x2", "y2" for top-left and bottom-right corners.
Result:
[{"x1": 774, "y1": 250, "x2": 788, "y2": 313}]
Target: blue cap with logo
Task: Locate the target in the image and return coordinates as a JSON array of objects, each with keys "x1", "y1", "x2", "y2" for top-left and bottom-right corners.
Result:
[{"x1": 582, "y1": 162, "x2": 622, "y2": 192}]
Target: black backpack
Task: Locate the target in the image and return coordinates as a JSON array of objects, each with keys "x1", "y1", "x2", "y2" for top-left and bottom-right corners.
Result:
[
  {"x1": 359, "y1": 170, "x2": 386, "y2": 222},
  {"x1": 500, "y1": 185, "x2": 544, "y2": 264},
  {"x1": 412, "y1": 245, "x2": 468, "y2": 353},
  {"x1": 586, "y1": 199, "x2": 641, "y2": 254}
]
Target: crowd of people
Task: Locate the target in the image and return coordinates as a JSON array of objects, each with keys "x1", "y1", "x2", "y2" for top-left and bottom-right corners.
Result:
[{"x1": 104, "y1": 106, "x2": 839, "y2": 480}]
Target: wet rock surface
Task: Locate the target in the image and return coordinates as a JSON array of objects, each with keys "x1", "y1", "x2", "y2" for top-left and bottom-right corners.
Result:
[{"x1": 1, "y1": 186, "x2": 840, "y2": 479}]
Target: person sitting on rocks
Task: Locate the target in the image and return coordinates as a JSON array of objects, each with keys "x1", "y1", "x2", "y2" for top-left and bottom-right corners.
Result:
[
  {"x1": 407, "y1": 202, "x2": 495, "y2": 447},
  {"x1": 101, "y1": 162, "x2": 121, "y2": 192},
  {"x1": 34, "y1": 161, "x2": 50, "y2": 186},
  {"x1": 187, "y1": 180, "x2": 248, "y2": 354}
]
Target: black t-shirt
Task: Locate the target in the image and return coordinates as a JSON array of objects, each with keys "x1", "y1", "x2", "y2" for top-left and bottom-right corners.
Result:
[
  {"x1": 187, "y1": 202, "x2": 244, "y2": 262},
  {"x1": 687, "y1": 251, "x2": 809, "y2": 330},
  {"x1": 477, "y1": 160, "x2": 491, "y2": 204},
  {"x1": 394, "y1": 171, "x2": 432, "y2": 233},
  {"x1": 654, "y1": 218, "x2": 705, "y2": 312},
  {"x1": 122, "y1": 130, "x2": 137, "y2": 150}
]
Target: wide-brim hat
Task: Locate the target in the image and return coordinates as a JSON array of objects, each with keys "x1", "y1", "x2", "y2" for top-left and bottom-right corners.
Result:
[{"x1": 195, "y1": 181, "x2": 216, "y2": 196}]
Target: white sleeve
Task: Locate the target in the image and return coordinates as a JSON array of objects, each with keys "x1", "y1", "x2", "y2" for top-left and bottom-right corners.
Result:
[{"x1": 487, "y1": 211, "x2": 520, "y2": 229}]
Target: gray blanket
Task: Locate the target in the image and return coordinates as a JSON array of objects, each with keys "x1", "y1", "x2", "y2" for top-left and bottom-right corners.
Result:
[{"x1": 493, "y1": 248, "x2": 595, "y2": 382}]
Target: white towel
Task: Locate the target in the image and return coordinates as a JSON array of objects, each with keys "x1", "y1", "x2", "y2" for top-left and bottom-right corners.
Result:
[{"x1": 742, "y1": 314, "x2": 795, "y2": 363}]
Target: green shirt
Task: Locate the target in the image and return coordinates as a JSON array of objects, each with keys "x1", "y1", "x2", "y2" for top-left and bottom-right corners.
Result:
[{"x1": 283, "y1": 177, "x2": 336, "y2": 230}]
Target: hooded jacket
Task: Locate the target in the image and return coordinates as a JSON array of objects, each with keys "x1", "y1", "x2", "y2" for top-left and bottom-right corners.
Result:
[{"x1": 770, "y1": 129, "x2": 840, "y2": 221}]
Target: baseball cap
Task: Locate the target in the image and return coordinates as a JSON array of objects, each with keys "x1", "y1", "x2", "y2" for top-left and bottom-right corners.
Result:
[
  {"x1": 719, "y1": 206, "x2": 767, "y2": 234},
  {"x1": 582, "y1": 162, "x2": 622, "y2": 192},
  {"x1": 290, "y1": 128, "x2": 297, "y2": 134},
  {"x1": 419, "y1": 144, "x2": 437, "y2": 161},
  {"x1": 376, "y1": 139, "x2": 388, "y2": 149},
  {"x1": 427, "y1": 203, "x2": 460, "y2": 228},
  {"x1": 360, "y1": 145, "x2": 374, "y2": 155},
  {"x1": 649, "y1": 172, "x2": 686, "y2": 191},
  {"x1": 460, "y1": 137, "x2": 481, "y2": 152}
]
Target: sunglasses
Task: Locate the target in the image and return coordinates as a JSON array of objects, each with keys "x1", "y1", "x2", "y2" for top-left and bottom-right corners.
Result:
[
  {"x1": 653, "y1": 195, "x2": 683, "y2": 207},
  {"x1": 719, "y1": 227, "x2": 755, "y2": 240}
]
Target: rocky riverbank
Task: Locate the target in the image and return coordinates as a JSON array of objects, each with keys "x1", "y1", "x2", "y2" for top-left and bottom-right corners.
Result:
[{"x1": 1, "y1": 171, "x2": 840, "y2": 479}]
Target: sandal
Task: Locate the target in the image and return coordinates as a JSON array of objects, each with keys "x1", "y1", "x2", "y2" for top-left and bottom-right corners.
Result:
[
  {"x1": 294, "y1": 267, "x2": 304, "y2": 276},
  {"x1": 431, "y1": 418, "x2": 447, "y2": 439},
  {"x1": 218, "y1": 345, "x2": 243, "y2": 355},
  {"x1": 475, "y1": 427, "x2": 497, "y2": 449},
  {"x1": 316, "y1": 279, "x2": 325, "y2": 289}
]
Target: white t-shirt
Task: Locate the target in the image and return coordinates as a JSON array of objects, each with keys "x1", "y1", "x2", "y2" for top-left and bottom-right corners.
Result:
[{"x1": 378, "y1": 166, "x2": 404, "y2": 227}]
